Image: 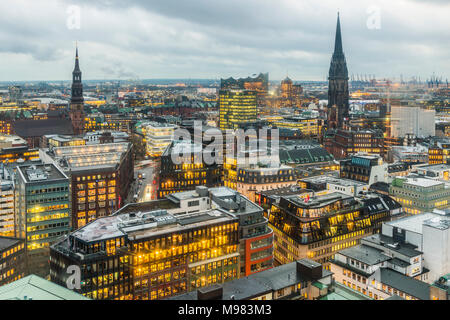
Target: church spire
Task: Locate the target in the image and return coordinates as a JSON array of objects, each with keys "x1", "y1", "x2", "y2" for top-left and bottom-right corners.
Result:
[
  {"x1": 71, "y1": 44, "x2": 84, "y2": 104},
  {"x1": 70, "y1": 43, "x2": 85, "y2": 136},
  {"x1": 74, "y1": 43, "x2": 81, "y2": 73},
  {"x1": 328, "y1": 12, "x2": 349, "y2": 129},
  {"x1": 334, "y1": 12, "x2": 343, "y2": 55}
]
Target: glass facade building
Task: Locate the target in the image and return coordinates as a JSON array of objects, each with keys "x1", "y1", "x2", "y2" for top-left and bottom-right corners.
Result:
[
  {"x1": 50, "y1": 209, "x2": 239, "y2": 300},
  {"x1": 14, "y1": 163, "x2": 70, "y2": 277},
  {"x1": 219, "y1": 90, "x2": 258, "y2": 130}
]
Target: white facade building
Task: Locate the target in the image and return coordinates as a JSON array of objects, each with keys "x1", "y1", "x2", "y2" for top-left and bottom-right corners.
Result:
[
  {"x1": 0, "y1": 171, "x2": 14, "y2": 237},
  {"x1": 391, "y1": 106, "x2": 435, "y2": 138},
  {"x1": 384, "y1": 210, "x2": 450, "y2": 282},
  {"x1": 143, "y1": 122, "x2": 178, "y2": 158}
]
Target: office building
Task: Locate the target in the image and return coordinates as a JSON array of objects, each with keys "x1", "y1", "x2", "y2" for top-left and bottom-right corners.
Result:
[
  {"x1": 0, "y1": 134, "x2": 39, "y2": 164},
  {"x1": 415, "y1": 164, "x2": 450, "y2": 181},
  {"x1": 278, "y1": 141, "x2": 336, "y2": 168},
  {"x1": 0, "y1": 237, "x2": 26, "y2": 286},
  {"x1": 273, "y1": 117, "x2": 323, "y2": 137},
  {"x1": 41, "y1": 142, "x2": 134, "y2": 229},
  {"x1": 390, "y1": 145, "x2": 429, "y2": 164},
  {"x1": 235, "y1": 166, "x2": 298, "y2": 203},
  {"x1": 147, "y1": 186, "x2": 273, "y2": 277},
  {"x1": 50, "y1": 207, "x2": 240, "y2": 300},
  {"x1": 281, "y1": 77, "x2": 293, "y2": 100},
  {"x1": 141, "y1": 122, "x2": 177, "y2": 158},
  {"x1": 169, "y1": 259, "x2": 332, "y2": 301},
  {"x1": 340, "y1": 154, "x2": 388, "y2": 186},
  {"x1": 391, "y1": 105, "x2": 435, "y2": 138},
  {"x1": 428, "y1": 140, "x2": 450, "y2": 165},
  {"x1": 330, "y1": 245, "x2": 430, "y2": 300},
  {"x1": 158, "y1": 141, "x2": 221, "y2": 199},
  {"x1": 41, "y1": 134, "x2": 86, "y2": 149},
  {"x1": 219, "y1": 89, "x2": 258, "y2": 130},
  {"x1": 0, "y1": 166, "x2": 15, "y2": 237},
  {"x1": 382, "y1": 211, "x2": 450, "y2": 282},
  {"x1": 202, "y1": 187, "x2": 273, "y2": 277},
  {"x1": 390, "y1": 177, "x2": 450, "y2": 215},
  {"x1": 430, "y1": 274, "x2": 450, "y2": 300},
  {"x1": 14, "y1": 164, "x2": 70, "y2": 277},
  {"x1": 324, "y1": 128, "x2": 384, "y2": 160},
  {"x1": 328, "y1": 210, "x2": 450, "y2": 300},
  {"x1": 300, "y1": 174, "x2": 369, "y2": 197},
  {"x1": 268, "y1": 192, "x2": 394, "y2": 266},
  {"x1": 84, "y1": 131, "x2": 130, "y2": 145}
]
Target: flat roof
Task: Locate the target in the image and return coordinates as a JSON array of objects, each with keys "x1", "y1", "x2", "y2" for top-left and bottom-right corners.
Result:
[
  {"x1": 362, "y1": 234, "x2": 422, "y2": 258},
  {"x1": 417, "y1": 164, "x2": 450, "y2": 171},
  {"x1": 321, "y1": 282, "x2": 371, "y2": 300},
  {"x1": 50, "y1": 142, "x2": 130, "y2": 171},
  {"x1": 386, "y1": 212, "x2": 450, "y2": 234},
  {"x1": 72, "y1": 209, "x2": 236, "y2": 243},
  {"x1": 0, "y1": 237, "x2": 22, "y2": 251},
  {"x1": 403, "y1": 177, "x2": 444, "y2": 188},
  {"x1": 259, "y1": 186, "x2": 309, "y2": 198},
  {"x1": 284, "y1": 192, "x2": 352, "y2": 209},
  {"x1": 17, "y1": 163, "x2": 67, "y2": 183},
  {"x1": 338, "y1": 245, "x2": 391, "y2": 266},
  {"x1": 114, "y1": 200, "x2": 179, "y2": 215}
]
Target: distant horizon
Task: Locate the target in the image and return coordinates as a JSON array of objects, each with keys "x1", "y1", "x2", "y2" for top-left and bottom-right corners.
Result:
[{"x1": 0, "y1": 76, "x2": 436, "y2": 85}]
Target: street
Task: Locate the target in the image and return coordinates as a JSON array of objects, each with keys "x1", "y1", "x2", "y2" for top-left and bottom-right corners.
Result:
[{"x1": 124, "y1": 160, "x2": 159, "y2": 205}]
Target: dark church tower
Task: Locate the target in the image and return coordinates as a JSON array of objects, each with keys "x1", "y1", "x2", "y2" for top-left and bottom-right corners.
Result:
[
  {"x1": 70, "y1": 46, "x2": 85, "y2": 135},
  {"x1": 328, "y1": 13, "x2": 349, "y2": 129}
]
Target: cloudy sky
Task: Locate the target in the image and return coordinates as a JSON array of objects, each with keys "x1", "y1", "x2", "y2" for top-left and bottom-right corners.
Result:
[{"x1": 0, "y1": 0, "x2": 448, "y2": 82}]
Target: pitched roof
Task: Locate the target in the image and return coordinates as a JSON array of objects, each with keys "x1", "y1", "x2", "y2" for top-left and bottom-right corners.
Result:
[
  {"x1": 13, "y1": 119, "x2": 74, "y2": 138},
  {"x1": 279, "y1": 147, "x2": 333, "y2": 164},
  {"x1": 0, "y1": 275, "x2": 89, "y2": 300},
  {"x1": 379, "y1": 268, "x2": 430, "y2": 300}
]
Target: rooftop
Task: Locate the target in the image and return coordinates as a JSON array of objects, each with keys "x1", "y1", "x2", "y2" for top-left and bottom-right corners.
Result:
[
  {"x1": 417, "y1": 164, "x2": 450, "y2": 172},
  {"x1": 258, "y1": 185, "x2": 309, "y2": 198},
  {"x1": 321, "y1": 282, "x2": 371, "y2": 300},
  {"x1": 362, "y1": 234, "x2": 422, "y2": 258},
  {"x1": 16, "y1": 163, "x2": 67, "y2": 183},
  {"x1": 338, "y1": 244, "x2": 391, "y2": 266},
  {"x1": 50, "y1": 142, "x2": 130, "y2": 171},
  {"x1": 284, "y1": 192, "x2": 353, "y2": 209},
  {"x1": 12, "y1": 119, "x2": 74, "y2": 138},
  {"x1": 0, "y1": 275, "x2": 89, "y2": 300},
  {"x1": 386, "y1": 212, "x2": 450, "y2": 234},
  {"x1": 169, "y1": 259, "x2": 332, "y2": 300},
  {"x1": 71, "y1": 208, "x2": 236, "y2": 243},
  {"x1": 378, "y1": 268, "x2": 430, "y2": 300},
  {"x1": 0, "y1": 237, "x2": 22, "y2": 252},
  {"x1": 301, "y1": 175, "x2": 367, "y2": 187},
  {"x1": 401, "y1": 177, "x2": 444, "y2": 188},
  {"x1": 163, "y1": 140, "x2": 203, "y2": 157}
]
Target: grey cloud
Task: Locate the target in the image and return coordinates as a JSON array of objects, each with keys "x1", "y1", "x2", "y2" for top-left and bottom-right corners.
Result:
[{"x1": 0, "y1": 0, "x2": 448, "y2": 81}]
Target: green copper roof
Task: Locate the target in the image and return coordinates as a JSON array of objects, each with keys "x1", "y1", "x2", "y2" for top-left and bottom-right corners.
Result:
[
  {"x1": 312, "y1": 281, "x2": 328, "y2": 290},
  {"x1": 0, "y1": 275, "x2": 90, "y2": 300}
]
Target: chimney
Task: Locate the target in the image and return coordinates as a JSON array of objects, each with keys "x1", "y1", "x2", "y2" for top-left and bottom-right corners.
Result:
[
  {"x1": 197, "y1": 284, "x2": 223, "y2": 300},
  {"x1": 195, "y1": 186, "x2": 209, "y2": 197},
  {"x1": 296, "y1": 259, "x2": 323, "y2": 280}
]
